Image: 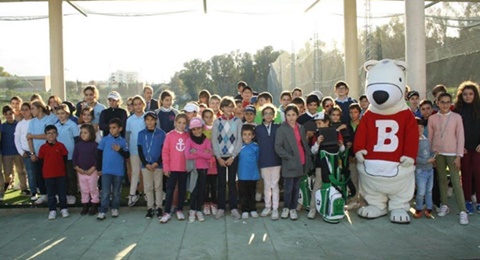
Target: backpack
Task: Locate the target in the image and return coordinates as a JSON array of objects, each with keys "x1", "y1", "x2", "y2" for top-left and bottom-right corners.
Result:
[{"x1": 315, "y1": 150, "x2": 349, "y2": 223}]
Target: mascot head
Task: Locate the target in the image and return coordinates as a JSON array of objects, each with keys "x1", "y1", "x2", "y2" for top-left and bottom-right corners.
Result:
[{"x1": 364, "y1": 59, "x2": 408, "y2": 114}]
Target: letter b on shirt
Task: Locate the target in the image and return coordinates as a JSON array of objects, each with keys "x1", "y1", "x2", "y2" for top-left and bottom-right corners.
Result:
[{"x1": 373, "y1": 120, "x2": 399, "y2": 152}]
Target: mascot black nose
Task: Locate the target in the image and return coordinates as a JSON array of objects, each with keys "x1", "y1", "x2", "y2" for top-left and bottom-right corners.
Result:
[{"x1": 373, "y1": 90, "x2": 389, "y2": 105}]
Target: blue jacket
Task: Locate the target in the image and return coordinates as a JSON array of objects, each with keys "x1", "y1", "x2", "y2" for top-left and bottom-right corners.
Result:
[
  {"x1": 255, "y1": 122, "x2": 281, "y2": 168},
  {"x1": 238, "y1": 142, "x2": 260, "y2": 181}
]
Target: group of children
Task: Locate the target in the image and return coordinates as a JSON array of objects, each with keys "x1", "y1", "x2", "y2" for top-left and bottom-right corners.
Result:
[{"x1": 1, "y1": 80, "x2": 479, "y2": 226}]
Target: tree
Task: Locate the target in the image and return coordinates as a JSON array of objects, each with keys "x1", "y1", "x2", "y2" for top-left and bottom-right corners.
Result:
[
  {"x1": 0, "y1": 66, "x2": 11, "y2": 77},
  {"x1": 178, "y1": 59, "x2": 213, "y2": 101},
  {"x1": 253, "y1": 46, "x2": 282, "y2": 92}
]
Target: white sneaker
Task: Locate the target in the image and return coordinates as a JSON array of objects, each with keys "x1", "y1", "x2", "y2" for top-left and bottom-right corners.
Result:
[
  {"x1": 30, "y1": 195, "x2": 38, "y2": 201},
  {"x1": 189, "y1": 210, "x2": 196, "y2": 223},
  {"x1": 260, "y1": 208, "x2": 271, "y2": 217},
  {"x1": 203, "y1": 203, "x2": 211, "y2": 215},
  {"x1": 66, "y1": 195, "x2": 76, "y2": 205},
  {"x1": 210, "y1": 204, "x2": 218, "y2": 215},
  {"x1": 176, "y1": 211, "x2": 185, "y2": 220},
  {"x1": 96, "y1": 212, "x2": 106, "y2": 220},
  {"x1": 231, "y1": 209, "x2": 241, "y2": 220},
  {"x1": 255, "y1": 193, "x2": 262, "y2": 202},
  {"x1": 214, "y1": 209, "x2": 225, "y2": 219},
  {"x1": 111, "y1": 209, "x2": 119, "y2": 217},
  {"x1": 48, "y1": 210, "x2": 56, "y2": 220},
  {"x1": 271, "y1": 209, "x2": 279, "y2": 220},
  {"x1": 437, "y1": 205, "x2": 450, "y2": 217},
  {"x1": 60, "y1": 209, "x2": 69, "y2": 218},
  {"x1": 307, "y1": 209, "x2": 316, "y2": 219},
  {"x1": 128, "y1": 195, "x2": 139, "y2": 207},
  {"x1": 35, "y1": 195, "x2": 47, "y2": 205},
  {"x1": 159, "y1": 213, "x2": 171, "y2": 223},
  {"x1": 250, "y1": 211, "x2": 259, "y2": 218},
  {"x1": 196, "y1": 211, "x2": 205, "y2": 222},
  {"x1": 290, "y1": 209, "x2": 298, "y2": 220},
  {"x1": 242, "y1": 212, "x2": 249, "y2": 219},
  {"x1": 281, "y1": 208, "x2": 289, "y2": 219},
  {"x1": 459, "y1": 211, "x2": 469, "y2": 225}
]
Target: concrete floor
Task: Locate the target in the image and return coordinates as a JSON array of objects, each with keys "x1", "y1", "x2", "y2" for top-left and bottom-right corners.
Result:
[{"x1": 0, "y1": 205, "x2": 479, "y2": 260}]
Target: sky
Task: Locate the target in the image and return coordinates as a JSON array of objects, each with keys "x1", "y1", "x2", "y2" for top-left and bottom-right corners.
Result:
[{"x1": 0, "y1": 0, "x2": 405, "y2": 83}]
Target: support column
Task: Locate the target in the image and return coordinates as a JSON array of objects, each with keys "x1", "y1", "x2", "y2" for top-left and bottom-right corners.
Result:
[
  {"x1": 49, "y1": 0, "x2": 65, "y2": 100},
  {"x1": 344, "y1": 0, "x2": 359, "y2": 99},
  {"x1": 405, "y1": 0, "x2": 426, "y2": 99}
]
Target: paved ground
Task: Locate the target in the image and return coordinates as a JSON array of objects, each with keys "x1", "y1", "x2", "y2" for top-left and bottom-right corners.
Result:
[{"x1": 1, "y1": 204, "x2": 479, "y2": 260}]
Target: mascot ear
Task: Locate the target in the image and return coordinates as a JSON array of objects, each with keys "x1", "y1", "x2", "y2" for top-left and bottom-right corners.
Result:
[
  {"x1": 393, "y1": 60, "x2": 407, "y2": 71},
  {"x1": 364, "y1": 60, "x2": 379, "y2": 71}
]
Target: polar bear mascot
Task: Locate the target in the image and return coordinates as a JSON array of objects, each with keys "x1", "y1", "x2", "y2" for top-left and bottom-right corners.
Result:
[{"x1": 354, "y1": 59, "x2": 419, "y2": 224}]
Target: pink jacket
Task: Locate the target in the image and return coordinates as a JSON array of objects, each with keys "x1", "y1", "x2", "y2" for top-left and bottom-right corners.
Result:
[
  {"x1": 184, "y1": 138, "x2": 213, "y2": 169},
  {"x1": 162, "y1": 130, "x2": 189, "y2": 172},
  {"x1": 428, "y1": 112, "x2": 465, "y2": 156}
]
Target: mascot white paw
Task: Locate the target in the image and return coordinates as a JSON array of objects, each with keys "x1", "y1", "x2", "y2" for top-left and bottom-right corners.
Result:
[
  {"x1": 390, "y1": 209, "x2": 411, "y2": 224},
  {"x1": 357, "y1": 206, "x2": 388, "y2": 219}
]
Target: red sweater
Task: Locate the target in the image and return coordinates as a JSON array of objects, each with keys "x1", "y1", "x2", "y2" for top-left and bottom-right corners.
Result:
[
  {"x1": 354, "y1": 109, "x2": 418, "y2": 162},
  {"x1": 162, "y1": 130, "x2": 189, "y2": 172},
  {"x1": 38, "y1": 141, "x2": 68, "y2": 178}
]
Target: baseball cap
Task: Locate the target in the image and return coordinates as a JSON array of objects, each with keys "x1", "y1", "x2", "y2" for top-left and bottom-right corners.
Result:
[
  {"x1": 183, "y1": 103, "x2": 199, "y2": 113},
  {"x1": 407, "y1": 90, "x2": 420, "y2": 100},
  {"x1": 144, "y1": 111, "x2": 157, "y2": 121},
  {"x1": 189, "y1": 117, "x2": 203, "y2": 129},
  {"x1": 313, "y1": 112, "x2": 326, "y2": 121},
  {"x1": 250, "y1": 96, "x2": 258, "y2": 104},
  {"x1": 244, "y1": 105, "x2": 256, "y2": 114},
  {"x1": 107, "y1": 91, "x2": 121, "y2": 101}
]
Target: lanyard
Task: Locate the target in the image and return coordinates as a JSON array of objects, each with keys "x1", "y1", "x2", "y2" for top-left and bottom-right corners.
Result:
[{"x1": 145, "y1": 128, "x2": 156, "y2": 158}]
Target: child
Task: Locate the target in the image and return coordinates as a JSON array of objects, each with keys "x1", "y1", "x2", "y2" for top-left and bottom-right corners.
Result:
[
  {"x1": 185, "y1": 117, "x2": 212, "y2": 222},
  {"x1": 73, "y1": 124, "x2": 99, "y2": 215},
  {"x1": 407, "y1": 90, "x2": 422, "y2": 117},
  {"x1": 55, "y1": 104, "x2": 80, "y2": 205},
  {"x1": 183, "y1": 103, "x2": 199, "y2": 122},
  {"x1": 358, "y1": 94, "x2": 369, "y2": 118},
  {"x1": 291, "y1": 97, "x2": 306, "y2": 115},
  {"x1": 79, "y1": 107, "x2": 102, "y2": 143},
  {"x1": 334, "y1": 81, "x2": 357, "y2": 124},
  {"x1": 291, "y1": 87, "x2": 303, "y2": 99},
  {"x1": 38, "y1": 125, "x2": 69, "y2": 220},
  {"x1": 347, "y1": 103, "x2": 361, "y2": 201},
  {"x1": 413, "y1": 118, "x2": 435, "y2": 219},
  {"x1": 255, "y1": 105, "x2": 282, "y2": 220},
  {"x1": 274, "y1": 104, "x2": 312, "y2": 220},
  {"x1": 428, "y1": 92, "x2": 468, "y2": 225},
  {"x1": 453, "y1": 81, "x2": 480, "y2": 214},
  {"x1": 202, "y1": 108, "x2": 218, "y2": 216},
  {"x1": 209, "y1": 94, "x2": 222, "y2": 118},
  {"x1": 238, "y1": 124, "x2": 260, "y2": 219},
  {"x1": 198, "y1": 89, "x2": 211, "y2": 105},
  {"x1": 159, "y1": 113, "x2": 189, "y2": 223},
  {"x1": 96, "y1": 118, "x2": 130, "y2": 220},
  {"x1": 10, "y1": 96, "x2": 23, "y2": 121},
  {"x1": 138, "y1": 112, "x2": 166, "y2": 220},
  {"x1": 241, "y1": 86, "x2": 254, "y2": 108},
  {"x1": 279, "y1": 91, "x2": 292, "y2": 122},
  {"x1": 297, "y1": 94, "x2": 321, "y2": 140},
  {"x1": 2, "y1": 106, "x2": 27, "y2": 197},
  {"x1": 234, "y1": 99, "x2": 244, "y2": 120},
  {"x1": 254, "y1": 92, "x2": 282, "y2": 125},
  {"x1": 14, "y1": 103, "x2": 37, "y2": 200},
  {"x1": 27, "y1": 100, "x2": 57, "y2": 204},
  {"x1": 77, "y1": 85, "x2": 106, "y2": 125},
  {"x1": 243, "y1": 105, "x2": 256, "y2": 126},
  {"x1": 126, "y1": 95, "x2": 146, "y2": 207},
  {"x1": 308, "y1": 112, "x2": 345, "y2": 219},
  {"x1": 99, "y1": 91, "x2": 128, "y2": 137},
  {"x1": 155, "y1": 90, "x2": 179, "y2": 134},
  {"x1": 322, "y1": 97, "x2": 335, "y2": 115},
  {"x1": 211, "y1": 96, "x2": 243, "y2": 220}
]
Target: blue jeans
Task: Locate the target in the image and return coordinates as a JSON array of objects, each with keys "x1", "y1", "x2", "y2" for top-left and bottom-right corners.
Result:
[
  {"x1": 415, "y1": 168, "x2": 434, "y2": 210},
  {"x1": 284, "y1": 176, "x2": 301, "y2": 210},
  {"x1": 100, "y1": 174, "x2": 123, "y2": 213},
  {"x1": 22, "y1": 156, "x2": 37, "y2": 195},
  {"x1": 44, "y1": 176, "x2": 67, "y2": 211}
]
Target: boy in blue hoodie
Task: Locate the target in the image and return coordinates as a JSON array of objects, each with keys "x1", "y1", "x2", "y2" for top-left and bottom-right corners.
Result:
[
  {"x1": 237, "y1": 124, "x2": 260, "y2": 219},
  {"x1": 413, "y1": 117, "x2": 435, "y2": 219}
]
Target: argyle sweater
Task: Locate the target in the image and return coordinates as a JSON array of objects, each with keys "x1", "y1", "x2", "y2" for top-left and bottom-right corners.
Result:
[{"x1": 212, "y1": 115, "x2": 243, "y2": 158}]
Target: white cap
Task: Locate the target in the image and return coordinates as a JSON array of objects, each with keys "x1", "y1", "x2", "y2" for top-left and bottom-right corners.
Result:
[
  {"x1": 183, "y1": 103, "x2": 199, "y2": 113},
  {"x1": 313, "y1": 112, "x2": 326, "y2": 121},
  {"x1": 107, "y1": 91, "x2": 121, "y2": 101}
]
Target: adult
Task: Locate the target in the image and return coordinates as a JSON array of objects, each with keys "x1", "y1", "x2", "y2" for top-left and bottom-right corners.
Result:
[
  {"x1": 10, "y1": 96, "x2": 23, "y2": 121},
  {"x1": 453, "y1": 81, "x2": 480, "y2": 214},
  {"x1": 143, "y1": 85, "x2": 158, "y2": 112},
  {"x1": 75, "y1": 85, "x2": 106, "y2": 126}
]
